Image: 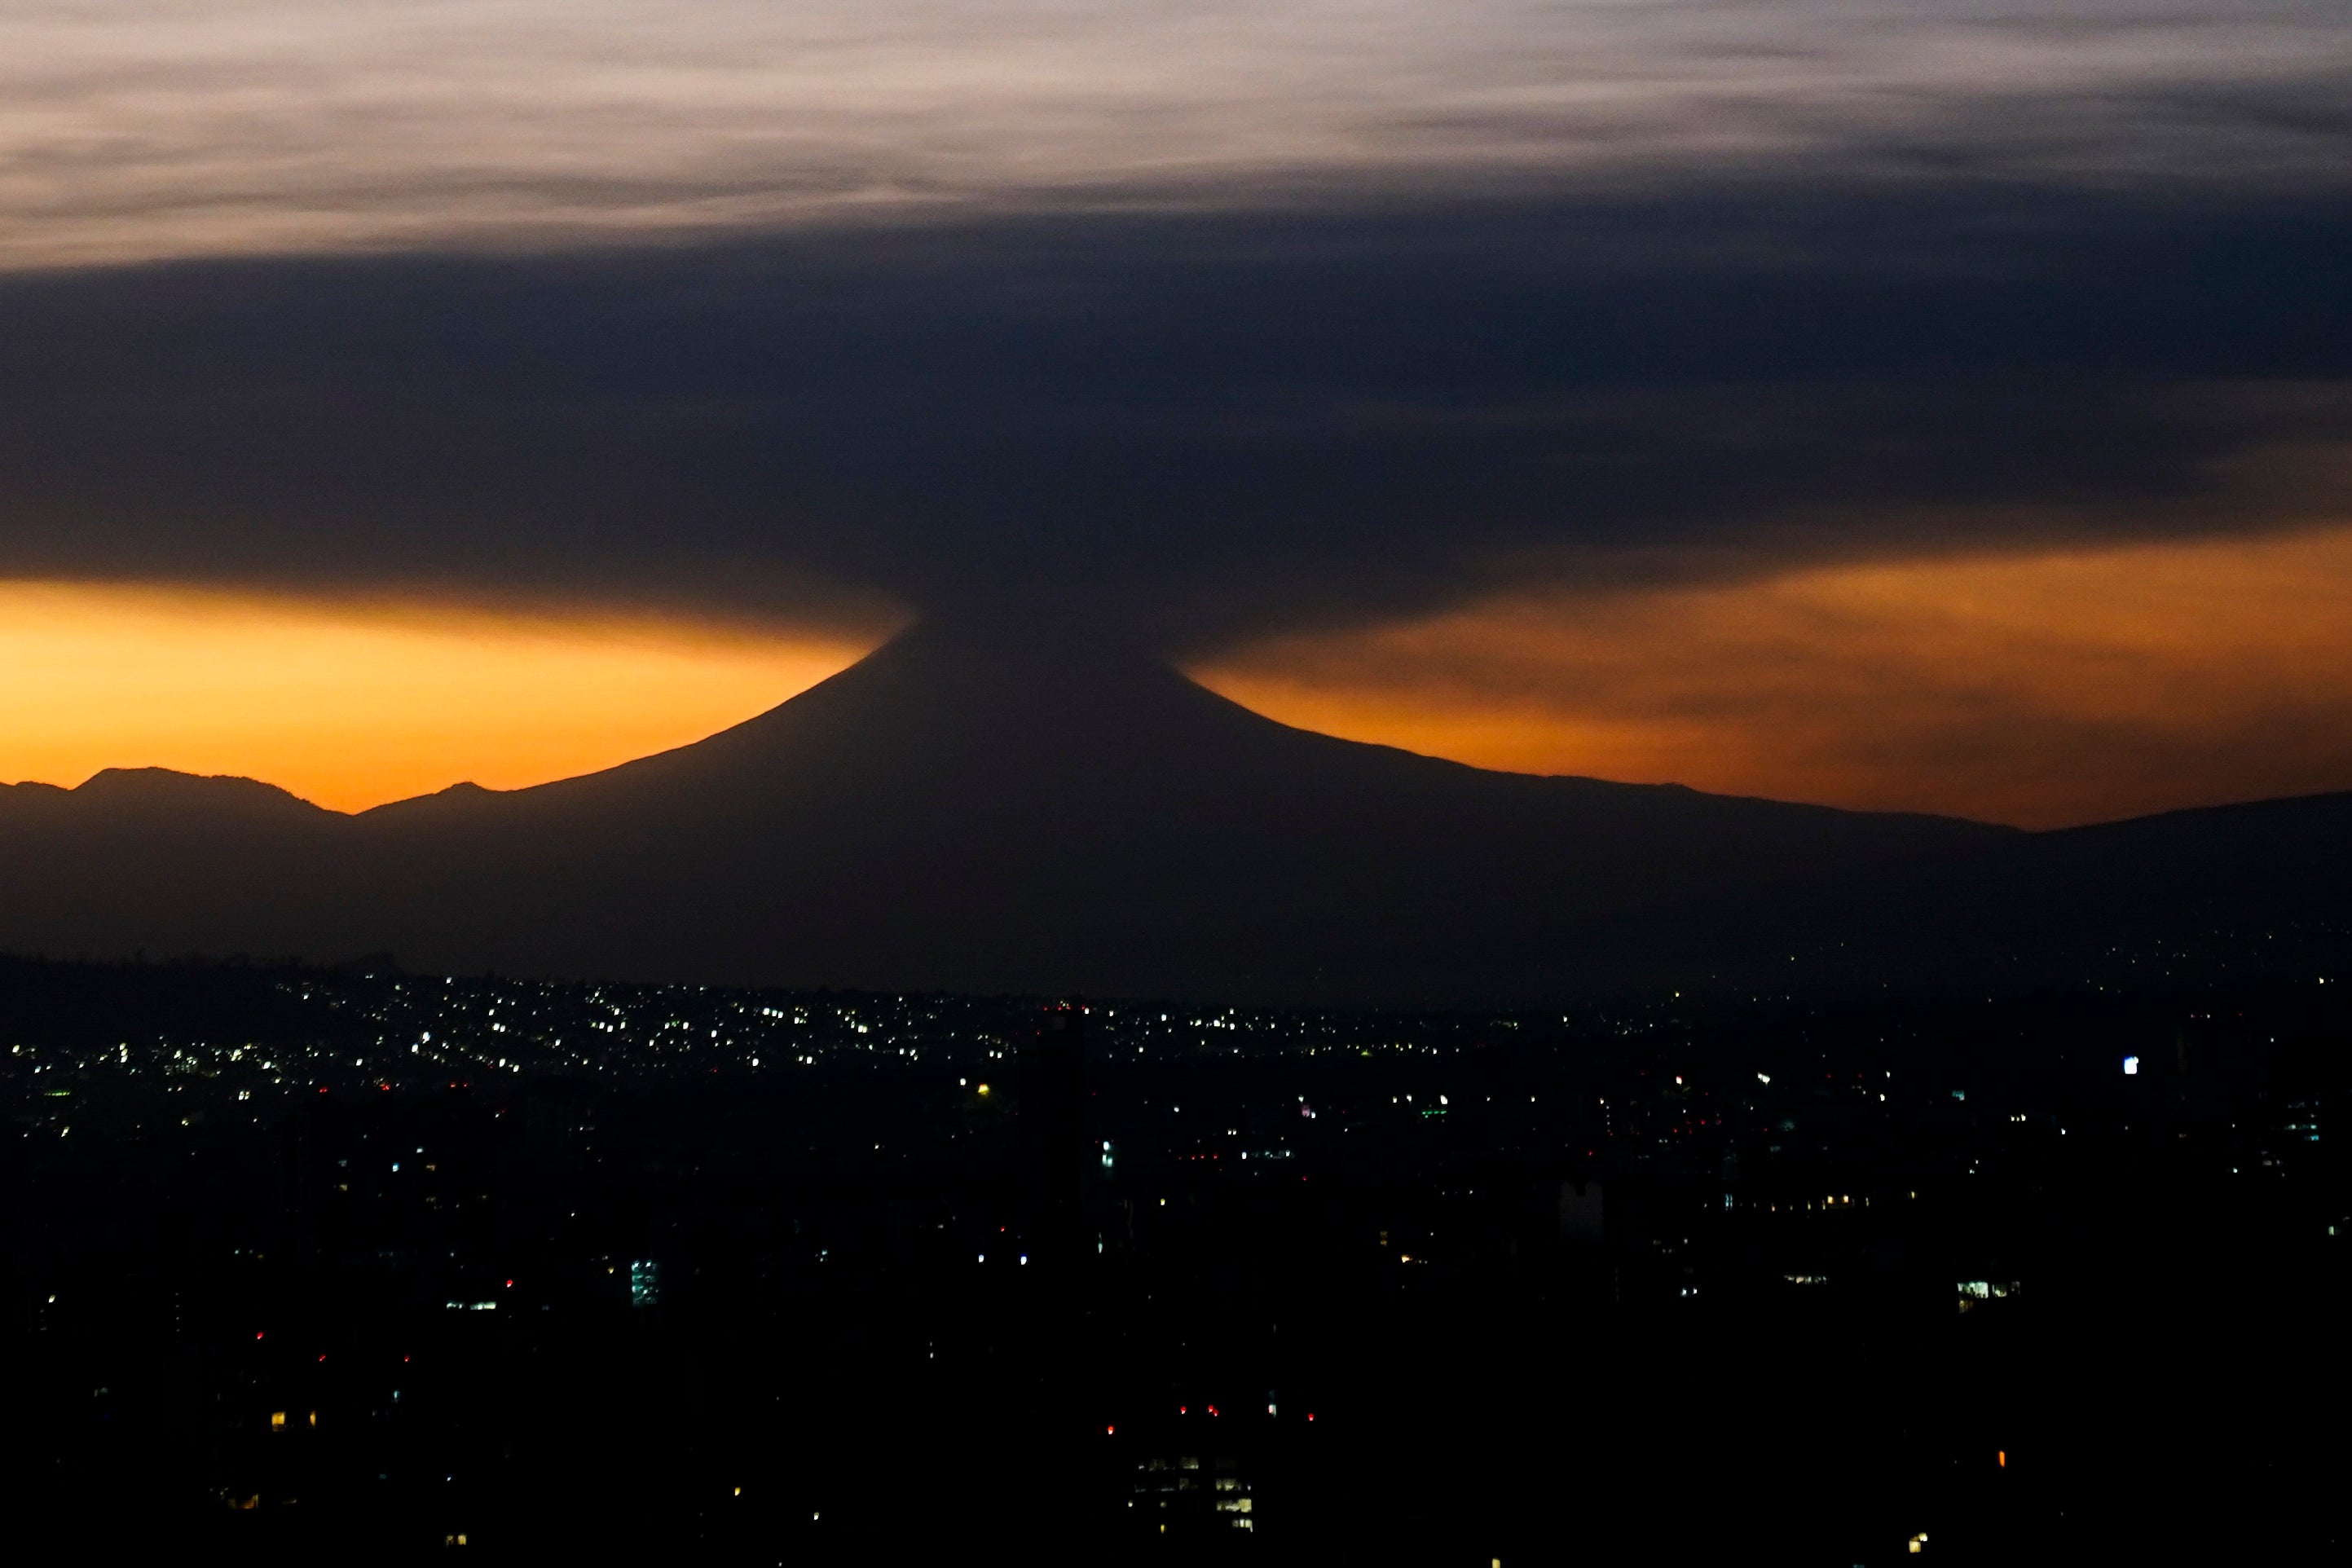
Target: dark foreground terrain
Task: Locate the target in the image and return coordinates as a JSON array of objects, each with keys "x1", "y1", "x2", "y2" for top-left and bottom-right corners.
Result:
[{"x1": 2, "y1": 953, "x2": 2344, "y2": 1562}]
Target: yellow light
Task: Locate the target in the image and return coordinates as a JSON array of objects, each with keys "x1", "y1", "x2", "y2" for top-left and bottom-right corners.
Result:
[
  {"x1": 976, "y1": 1084, "x2": 991, "y2": 1095},
  {"x1": 269, "y1": 1411, "x2": 286, "y2": 1429},
  {"x1": 0, "y1": 580, "x2": 883, "y2": 812},
  {"x1": 1196, "y1": 522, "x2": 2352, "y2": 830},
  {"x1": 307, "y1": 1411, "x2": 317, "y2": 1428}
]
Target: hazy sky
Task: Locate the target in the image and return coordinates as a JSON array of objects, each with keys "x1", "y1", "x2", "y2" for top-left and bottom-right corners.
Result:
[
  {"x1": 9, "y1": 2, "x2": 2348, "y2": 269},
  {"x1": 2, "y1": 2, "x2": 2348, "y2": 822}
]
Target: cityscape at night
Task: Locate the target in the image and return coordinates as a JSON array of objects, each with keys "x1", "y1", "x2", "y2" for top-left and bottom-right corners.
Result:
[{"x1": 5, "y1": 947, "x2": 2341, "y2": 1558}]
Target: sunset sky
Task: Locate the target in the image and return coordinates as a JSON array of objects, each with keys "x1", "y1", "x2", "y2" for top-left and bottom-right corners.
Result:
[{"x1": 3, "y1": 2, "x2": 2348, "y2": 826}]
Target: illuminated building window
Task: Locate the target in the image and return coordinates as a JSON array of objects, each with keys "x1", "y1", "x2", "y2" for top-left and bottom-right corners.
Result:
[{"x1": 1956, "y1": 1281, "x2": 2018, "y2": 1312}]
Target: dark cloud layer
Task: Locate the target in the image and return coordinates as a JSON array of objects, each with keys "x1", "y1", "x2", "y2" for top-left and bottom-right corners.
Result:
[{"x1": 2, "y1": 189, "x2": 2346, "y2": 649}]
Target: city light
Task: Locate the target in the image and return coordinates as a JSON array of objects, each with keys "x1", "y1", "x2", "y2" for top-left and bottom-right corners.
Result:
[{"x1": 5, "y1": 955, "x2": 2336, "y2": 1549}]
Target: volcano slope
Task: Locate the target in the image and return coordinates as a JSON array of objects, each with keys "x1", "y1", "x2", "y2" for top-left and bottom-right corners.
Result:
[{"x1": 3, "y1": 619, "x2": 2345, "y2": 1001}]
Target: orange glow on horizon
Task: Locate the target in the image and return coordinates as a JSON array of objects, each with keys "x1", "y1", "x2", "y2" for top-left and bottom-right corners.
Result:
[
  {"x1": 0, "y1": 584, "x2": 883, "y2": 813},
  {"x1": 1194, "y1": 524, "x2": 2352, "y2": 829},
  {"x1": 13, "y1": 528, "x2": 2352, "y2": 832}
]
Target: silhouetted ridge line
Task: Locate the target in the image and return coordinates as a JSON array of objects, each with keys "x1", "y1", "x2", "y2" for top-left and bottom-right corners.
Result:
[{"x1": 2, "y1": 618, "x2": 2345, "y2": 1001}]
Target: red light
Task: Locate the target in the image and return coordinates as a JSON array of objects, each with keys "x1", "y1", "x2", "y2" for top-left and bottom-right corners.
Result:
[
  {"x1": 255, "y1": 1331, "x2": 264, "y2": 1340},
  {"x1": 1306, "y1": 1412, "x2": 1315, "y2": 1421},
  {"x1": 1207, "y1": 1405, "x2": 1219, "y2": 1417},
  {"x1": 317, "y1": 1355, "x2": 326, "y2": 1363},
  {"x1": 316, "y1": 1086, "x2": 328, "y2": 1095},
  {"x1": 1105, "y1": 1425, "x2": 1115, "y2": 1435},
  {"x1": 1179, "y1": 1406, "x2": 1187, "y2": 1415},
  {"x1": 505, "y1": 1280, "x2": 514, "y2": 1288}
]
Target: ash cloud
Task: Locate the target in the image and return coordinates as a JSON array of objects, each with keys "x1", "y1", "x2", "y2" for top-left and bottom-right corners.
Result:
[{"x1": 0, "y1": 190, "x2": 2347, "y2": 651}]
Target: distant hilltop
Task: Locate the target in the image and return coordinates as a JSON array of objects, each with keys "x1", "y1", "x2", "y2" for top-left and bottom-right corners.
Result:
[{"x1": 4, "y1": 619, "x2": 2349, "y2": 1002}]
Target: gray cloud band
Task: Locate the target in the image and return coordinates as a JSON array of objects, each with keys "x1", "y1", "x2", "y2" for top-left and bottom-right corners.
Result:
[
  {"x1": 3, "y1": 1, "x2": 2350, "y2": 271},
  {"x1": 0, "y1": 192, "x2": 2345, "y2": 646}
]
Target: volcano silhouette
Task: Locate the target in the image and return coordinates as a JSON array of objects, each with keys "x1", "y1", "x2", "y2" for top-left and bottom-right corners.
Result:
[{"x1": 4, "y1": 617, "x2": 2347, "y2": 999}]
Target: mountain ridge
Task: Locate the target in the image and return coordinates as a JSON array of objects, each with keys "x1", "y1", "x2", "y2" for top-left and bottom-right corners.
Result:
[{"x1": 2, "y1": 620, "x2": 2345, "y2": 1000}]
